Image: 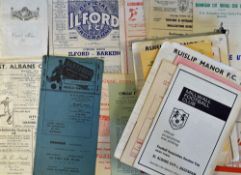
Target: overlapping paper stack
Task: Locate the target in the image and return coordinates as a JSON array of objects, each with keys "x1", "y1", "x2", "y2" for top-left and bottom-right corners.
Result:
[
  {"x1": 1, "y1": 0, "x2": 241, "y2": 175},
  {"x1": 115, "y1": 40, "x2": 241, "y2": 175},
  {"x1": 114, "y1": 1, "x2": 241, "y2": 174}
]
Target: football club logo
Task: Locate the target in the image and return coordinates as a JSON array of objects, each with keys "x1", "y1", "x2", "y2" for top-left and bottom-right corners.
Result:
[
  {"x1": 68, "y1": 1, "x2": 119, "y2": 40},
  {"x1": 11, "y1": 7, "x2": 39, "y2": 21},
  {"x1": 169, "y1": 108, "x2": 189, "y2": 130},
  {"x1": 178, "y1": 0, "x2": 189, "y2": 12}
]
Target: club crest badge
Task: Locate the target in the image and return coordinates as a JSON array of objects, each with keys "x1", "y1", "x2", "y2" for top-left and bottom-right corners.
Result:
[
  {"x1": 178, "y1": 0, "x2": 189, "y2": 12},
  {"x1": 68, "y1": 1, "x2": 119, "y2": 40},
  {"x1": 169, "y1": 108, "x2": 189, "y2": 130},
  {"x1": 11, "y1": 7, "x2": 39, "y2": 21}
]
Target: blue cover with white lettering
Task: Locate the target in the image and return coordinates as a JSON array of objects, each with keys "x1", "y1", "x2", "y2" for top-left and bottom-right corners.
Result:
[{"x1": 34, "y1": 56, "x2": 103, "y2": 175}]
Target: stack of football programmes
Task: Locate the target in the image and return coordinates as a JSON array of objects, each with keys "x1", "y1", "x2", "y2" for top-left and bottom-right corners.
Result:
[
  {"x1": 1, "y1": 0, "x2": 241, "y2": 175},
  {"x1": 116, "y1": 42, "x2": 241, "y2": 175}
]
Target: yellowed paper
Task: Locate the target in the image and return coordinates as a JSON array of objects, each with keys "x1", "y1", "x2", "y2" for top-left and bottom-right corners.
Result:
[
  {"x1": 145, "y1": 0, "x2": 193, "y2": 38},
  {"x1": 132, "y1": 33, "x2": 229, "y2": 92},
  {"x1": 192, "y1": 0, "x2": 241, "y2": 70},
  {"x1": 144, "y1": 1, "x2": 241, "y2": 68},
  {"x1": 140, "y1": 50, "x2": 157, "y2": 80},
  {"x1": 0, "y1": 58, "x2": 42, "y2": 175},
  {"x1": 139, "y1": 40, "x2": 214, "y2": 80},
  {"x1": 120, "y1": 60, "x2": 176, "y2": 166},
  {"x1": 119, "y1": 0, "x2": 146, "y2": 73},
  {"x1": 96, "y1": 74, "x2": 135, "y2": 175}
]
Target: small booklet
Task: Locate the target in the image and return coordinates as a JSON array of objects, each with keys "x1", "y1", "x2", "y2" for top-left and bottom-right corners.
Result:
[
  {"x1": 34, "y1": 56, "x2": 104, "y2": 175},
  {"x1": 157, "y1": 42, "x2": 241, "y2": 160},
  {"x1": 134, "y1": 62, "x2": 241, "y2": 175},
  {"x1": 96, "y1": 74, "x2": 136, "y2": 175},
  {"x1": 109, "y1": 80, "x2": 143, "y2": 175}
]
